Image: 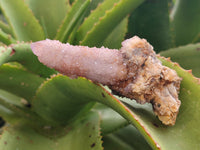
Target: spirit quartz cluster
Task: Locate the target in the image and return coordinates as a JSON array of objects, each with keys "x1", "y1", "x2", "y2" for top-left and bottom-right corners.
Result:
[{"x1": 31, "y1": 36, "x2": 182, "y2": 125}]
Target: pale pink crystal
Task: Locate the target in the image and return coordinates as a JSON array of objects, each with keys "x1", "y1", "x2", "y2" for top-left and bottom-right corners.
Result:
[{"x1": 31, "y1": 39, "x2": 127, "y2": 85}]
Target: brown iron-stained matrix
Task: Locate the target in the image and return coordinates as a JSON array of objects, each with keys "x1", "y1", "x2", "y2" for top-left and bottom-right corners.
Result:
[{"x1": 31, "y1": 36, "x2": 182, "y2": 125}]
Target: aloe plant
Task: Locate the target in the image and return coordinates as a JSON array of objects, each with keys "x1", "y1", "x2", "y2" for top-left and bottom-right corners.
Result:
[{"x1": 0, "y1": 0, "x2": 199, "y2": 149}]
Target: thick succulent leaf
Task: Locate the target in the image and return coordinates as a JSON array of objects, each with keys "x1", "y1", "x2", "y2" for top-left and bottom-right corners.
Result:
[
  {"x1": 0, "y1": 89, "x2": 24, "y2": 108},
  {"x1": 93, "y1": 103, "x2": 128, "y2": 135},
  {"x1": 102, "y1": 16, "x2": 128, "y2": 49},
  {"x1": 171, "y1": 0, "x2": 200, "y2": 46},
  {"x1": 0, "y1": 29, "x2": 15, "y2": 45},
  {"x1": 0, "y1": 112, "x2": 103, "y2": 150},
  {"x1": 66, "y1": 14, "x2": 86, "y2": 44},
  {"x1": 103, "y1": 135, "x2": 133, "y2": 150},
  {"x1": 0, "y1": 105, "x2": 16, "y2": 122},
  {"x1": 0, "y1": 46, "x2": 11, "y2": 64},
  {"x1": 0, "y1": 63, "x2": 44, "y2": 101},
  {"x1": 33, "y1": 74, "x2": 95, "y2": 125},
  {"x1": 0, "y1": 0, "x2": 45, "y2": 41},
  {"x1": 76, "y1": 0, "x2": 144, "y2": 47},
  {"x1": 0, "y1": 88, "x2": 46, "y2": 127},
  {"x1": 160, "y1": 43, "x2": 200, "y2": 77},
  {"x1": 75, "y1": 0, "x2": 118, "y2": 43},
  {"x1": 128, "y1": 0, "x2": 171, "y2": 52},
  {"x1": 84, "y1": 0, "x2": 104, "y2": 18},
  {"x1": 25, "y1": 0, "x2": 69, "y2": 39},
  {"x1": 103, "y1": 125, "x2": 151, "y2": 150},
  {"x1": 0, "y1": 43, "x2": 56, "y2": 77},
  {"x1": 56, "y1": 0, "x2": 91, "y2": 42},
  {"x1": 66, "y1": 0, "x2": 104, "y2": 44},
  {"x1": 0, "y1": 90, "x2": 21, "y2": 122},
  {"x1": 0, "y1": 20, "x2": 13, "y2": 36}
]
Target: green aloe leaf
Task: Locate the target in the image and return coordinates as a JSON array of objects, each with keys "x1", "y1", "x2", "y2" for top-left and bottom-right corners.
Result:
[
  {"x1": 0, "y1": 20, "x2": 13, "y2": 36},
  {"x1": 84, "y1": 0, "x2": 104, "y2": 18},
  {"x1": 0, "y1": 88, "x2": 47, "y2": 127},
  {"x1": 66, "y1": 14, "x2": 86, "y2": 44},
  {"x1": 0, "y1": 89, "x2": 24, "y2": 108},
  {"x1": 0, "y1": 28, "x2": 15, "y2": 45},
  {"x1": 66, "y1": 0, "x2": 104, "y2": 44},
  {"x1": 0, "y1": 112, "x2": 103, "y2": 150},
  {"x1": 93, "y1": 103, "x2": 128, "y2": 135},
  {"x1": 160, "y1": 43, "x2": 200, "y2": 77},
  {"x1": 0, "y1": 90, "x2": 21, "y2": 122},
  {"x1": 0, "y1": 0, "x2": 45, "y2": 41},
  {"x1": 103, "y1": 135, "x2": 133, "y2": 150},
  {"x1": 171, "y1": 0, "x2": 200, "y2": 46},
  {"x1": 0, "y1": 43, "x2": 56, "y2": 77},
  {"x1": 0, "y1": 105, "x2": 16, "y2": 122},
  {"x1": 128, "y1": 0, "x2": 171, "y2": 52},
  {"x1": 0, "y1": 46, "x2": 10, "y2": 65},
  {"x1": 103, "y1": 125, "x2": 151, "y2": 150},
  {"x1": 33, "y1": 75, "x2": 95, "y2": 125},
  {"x1": 56, "y1": 0, "x2": 91, "y2": 43},
  {"x1": 75, "y1": 0, "x2": 118, "y2": 44},
  {"x1": 0, "y1": 63, "x2": 44, "y2": 101},
  {"x1": 76, "y1": 0, "x2": 144, "y2": 47},
  {"x1": 102, "y1": 16, "x2": 128, "y2": 49},
  {"x1": 25, "y1": 0, "x2": 69, "y2": 39}
]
